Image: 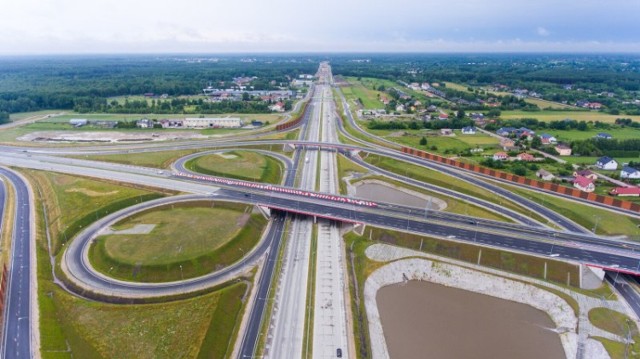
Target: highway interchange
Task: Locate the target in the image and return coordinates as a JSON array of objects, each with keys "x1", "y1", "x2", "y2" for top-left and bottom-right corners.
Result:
[{"x1": 1, "y1": 62, "x2": 640, "y2": 358}]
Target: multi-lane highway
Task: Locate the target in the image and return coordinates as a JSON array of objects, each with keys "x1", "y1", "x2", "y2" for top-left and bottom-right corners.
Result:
[{"x1": 0, "y1": 168, "x2": 34, "y2": 359}]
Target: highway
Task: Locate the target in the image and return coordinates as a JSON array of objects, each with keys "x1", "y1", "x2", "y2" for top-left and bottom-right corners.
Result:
[{"x1": 0, "y1": 168, "x2": 34, "y2": 359}]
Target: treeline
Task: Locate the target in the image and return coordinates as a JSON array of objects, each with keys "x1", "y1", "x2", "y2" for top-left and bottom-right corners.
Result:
[
  {"x1": 572, "y1": 138, "x2": 640, "y2": 157},
  {"x1": 74, "y1": 97, "x2": 275, "y2": 114},
  {"x1": 368, "y1": 118, "x2": 474, "y2": 130},
  {"x1": 0, "y1": 112, "x2": 8, "y2": 124},
  {"x1": 485, "y1": 118, "x2": 620, "y2": 132},
  {"x1": 0, "y1": 55, "x2": 316, "y2": 114}
]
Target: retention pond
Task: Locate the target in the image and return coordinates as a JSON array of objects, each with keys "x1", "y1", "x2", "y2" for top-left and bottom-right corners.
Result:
[{"x1": 377, "y1": 280, "x2": 565, "y2": 359}]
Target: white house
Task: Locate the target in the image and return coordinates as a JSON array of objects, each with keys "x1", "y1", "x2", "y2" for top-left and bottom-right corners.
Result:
[
  {"x1": 493, "y1": 152, "x2": 508, "y2": 161},
  {"x1": 540, "y1": 133, "x2": 557, "y2": 144},
  {"x1": 595, "y1": 156, "x2": 618, "y2": 170},
  {"x1": 183, "y1": 117, "x2": 243, "y2": 128},
  {"x1": 573, "y1": 176, "x2": 595, "y2": 192},
  {"x1": 621, "y1": 166, "x2": 640, "y2": 179},
  {"x1": 461, "y1": 126, "x2": 476, "y2": 135}
]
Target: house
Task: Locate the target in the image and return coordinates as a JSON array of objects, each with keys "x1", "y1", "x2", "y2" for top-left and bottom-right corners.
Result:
[
  {"x1": 514, "y1": 127, "x2": 535, "y2": 139},
  {"x1": 536, "y1": 169, "x2": 555, "y2": 181},
  {"x1": 573, "y1": 170, "x2": 598, "y2": 180},
  {"x1": 493, "y1": 152, "x2": 509, "y2": 161},
  {"x1": 588, "y1": 102, "x2": 603, "y2": 110},
  {"x1": 573, "y1": 176, "x2": 595, "y2": 192},
  {"x1": 497, "y1": 127, "x2": 516, "y2": 136},
  {"x1": 395, "y1": 104, "x2": 405, "y2": 112},
  {"x1": 136, "y1": 119, "x2": 153, "y2": 128},
  {"x1": 159, "y1": 119, "x2": 183, "y2": 128},
  {"x1": 609, "y1": 187, "x2": 640, "y2": 197},
  {"x1": 516, "y1": 153, "x2": 535, "y2": 161},
  {"x1": 438, "y1": 113, "x2": 449, "y2": 120},
  {"x1": 595, "y1": 132, "x2": 613, "y2": 140},
  {"x1": 540, "y1": 133, "x2": 557, "y2": 145},
  {"x1": 555, "y1": 144, "x2": 572, "y2": 156},
  {"x1": 461, "y1": 126, "x2": 476, "y2": 135},
  {"x1": 500, "y1": 138, "x2": 517, "y2": 151},
  {"x1": 269, "y1": 102, "x2": 285, "y2": 112},
  {"x1": 426, "y1": 105, "x2": 437, "y2": 112},
  {"x1": 440, "y1": 128, "x2": 453, "y2": 136},
  {"x1": 183, "y1": 117, "x2": 243, "y2": 128},
  {"x1": 595, "y1": 156, "x2": 618, "y2": 170},
  {"x1": 621, "y1": 166, "x2": 640, "y2": 179}
]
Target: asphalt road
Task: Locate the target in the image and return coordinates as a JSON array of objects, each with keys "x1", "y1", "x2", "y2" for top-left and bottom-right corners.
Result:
[{"x1": 0, "y1": 168, "x2": 33, "y2": 359}]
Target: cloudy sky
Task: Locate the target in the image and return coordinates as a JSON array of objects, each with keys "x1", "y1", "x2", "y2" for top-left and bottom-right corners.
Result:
[{"x1": 1, "y1": 0, "x2": 639, "y2": 54}]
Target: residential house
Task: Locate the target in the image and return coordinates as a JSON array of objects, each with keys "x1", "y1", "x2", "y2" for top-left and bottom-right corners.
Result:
[
  {"x1": 573, "y1": 170, "x2": 598, "y2": 181},
  {"x1": 609, "y1": 187, "x2": 640, "y2": 197},
  {"x1": 595, "y1": 156, "x2": 618, "y2": 170},
  {"x1": 540, "y1": 133, "x2": 557, "y2": 145},
  {"x1": 493, "y1": 152, "x2": 509, "y2": 161},
  {"x1": 588, "y1": 102, "x2": 603, "y2": 109},
  {"x1": 269, "y1": 102, "x2": 285, "y2": 112},
  {"x1": 500, "y1": 138, "x2": 517, "y2": 151},
  {"x1": 395, "y1": 104, "x2": 405, "y2": 112},
  {"x1": 136, "y1": 119, "x2": 153, "y2": 128},
  {"x1": 573, "y1": 176, "x2": 595, "y2": 192},
  {"x1": 621, "y1": 166, "x2": 640, "y2": 179},
  {"x1": 514, "y1": 127, "x2": 535, "y2": 139},
  {"x1": 595, "y1": 132, "x2": 613, "y2": 140},
  {"x1": 497, "y1": 127, "x2": 516, "y2": 136},
  {"x1": 69, "y1": 118, "x2": 87, "y2": 127},
  {"x1": 516, "y1": 153, "x2": 535, "y2": 161},
  {"x1": 159, "y1": 119, "x2": 183, "y2": 128},
  {"x1": 536, "y1": 169, "x2": 555, "y2": 181},
  {"x1": 440, "y1": 128, "x2": 453, "y2": 136},
  {"x1": 426, "y1": 105, "x2": 437, "y2": 112},
  {"x1": 555, "y1": 144, "x2": 572, "y2": 156},
  {"x1": 438, "y1": 113, "x2": 449, "y2": 120},
  {"x1": 461, "y1": 126, "x2": 476, "y2": 135}
]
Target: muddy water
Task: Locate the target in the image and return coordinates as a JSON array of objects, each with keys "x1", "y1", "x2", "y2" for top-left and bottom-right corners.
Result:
[
  {"x1": 355, "y1": 183, "x2": 443, "y2": 210},
  {"x1": 377, "y1": 281, "x2": 565, "y2": 359}
]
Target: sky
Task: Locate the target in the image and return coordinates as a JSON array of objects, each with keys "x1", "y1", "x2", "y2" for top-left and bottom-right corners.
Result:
[{"x1": 1, "y1": 0, "x2": 640, "y2": 54}]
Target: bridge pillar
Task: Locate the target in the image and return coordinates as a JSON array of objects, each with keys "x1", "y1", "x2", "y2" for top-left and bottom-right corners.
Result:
[
  {"x1": 257, "y1": 206, "x2": 271, "y2": 219},
  {"x1": 313, "y1": 216, "x2": 317, "y2": 224}
]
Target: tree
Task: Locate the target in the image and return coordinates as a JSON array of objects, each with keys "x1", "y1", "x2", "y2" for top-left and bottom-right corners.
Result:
[
  {"x1": 242, "y1": 92, "x2": 250, "y2": 101},
  {"x1": 0, "y1": 112, "x2": 9, "y2": 124},
  {"x1": 420, "y1": 136, "x2": 427, "y2": 146},
  {"x1": 456, "y1": 109, "x2": 466, "y2": 120},
  {"x1": 530, "y1": 136, "x2": 542, "y2": 149},
  {"x1": 513, "y1": 166, "x2": 527, "y2": 176}
]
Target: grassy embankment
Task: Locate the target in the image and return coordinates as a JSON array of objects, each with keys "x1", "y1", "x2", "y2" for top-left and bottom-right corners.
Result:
[
  {"x1": 186, "y1": 150, "x2": 283, "y2": 184},
  {"x1": 361, "y1": 153, "x2": 550, "y2": 225},
  {"x1": 0, "y1": 175, "x2": 15, "y2": 268},
  {"x1": 589, "y1": 307, "x2": 640, "y2": 359},
  {"x1": 504, "y1": 185, "x2": 640, "y2": 237},
  {"x1": 90, "y1": 201, "x2": 266, "y2": 282},
  {"x1": 22, "y1": 169, "x2": 247, "y2": 358}
]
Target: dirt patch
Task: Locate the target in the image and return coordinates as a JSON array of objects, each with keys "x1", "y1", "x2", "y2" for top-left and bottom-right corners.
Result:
[
  {"x1": 386, "y1": 131, "x2": 406, "y2": 138},
  {"x1": 236, "y1": 213, "x2": 250, "y2": 227},
  {"x1": 102, "y1": 224, "x2": 157, "y2": 235},
  {"x1": 18, "y1": 130, "x2": 208, "y2": 143},
  {"x1": 217, "y1": 153, "x2": 238, "y2": 159},
  {"x1": 65, "y1": 188, "x2": 119, "y2": 197}
]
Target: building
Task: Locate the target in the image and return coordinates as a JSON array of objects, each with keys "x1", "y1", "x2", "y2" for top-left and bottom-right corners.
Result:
[
  {"x1": 621, "y1": 166, "x2": 640, "y2": 179},
  {"x1": 609, "y1": 187, "x2": 640, "y2": 197},
  {"x1": 493, "y1": 152, "x2": 508, "y2": 161},
  {"x1": 136, "y1": 119, "x2": 153, "y2": 128},
  {"x1": 497, "y1": 127, "x2": 516, "y2": 136},
  {"x1": 555, "y1": 144, "x2": 572, "y2": 156},
  {"x1": 159, "y1": 119, "x2": 183, "y2": 128},
  {"x1": 595, "y1": 156, "x2": 618, "y2": 170},
  {"x1": 438, "y1": 113, "x2": 449, "y2": 120},
  {"x1": 573, "y1": 170, "x2": 598, "y2": 180},
  {"x1": 595, "y1": 132, "x2": 613, "y2": 140},
  {"x1": 69, "y1": 118, "x2": 88, "y2": 127},
  {"x1": 540, "y1": 134, "x2": 557, "y2": 145},
  {"x1": 183, "y1": 117, "x2": 243, "y2": 129},
  {"x1": 516, "y1": 153, "x2": 535, "y2": 161},
  {"x1": 514, "y1": 127, "x2": 535, "y2": 139},
  {"x1": 440, "y1": 128, "x2": 453, "y2": 136},
  {"x1": 269, "y1": 102, "x2": 285, "y2": 112},
  {"x1": 461, "y1": 126, "x2": 476, "y2": 135},
  {"x1": 536, "y1": 169, "x2": 555, "y2": 181},
  {"x1": 500, "y1": 138, "x2": 517, "y2": 151},
  {"x1": 573, "y1": 175, "x2": 595, "y2": 192}
]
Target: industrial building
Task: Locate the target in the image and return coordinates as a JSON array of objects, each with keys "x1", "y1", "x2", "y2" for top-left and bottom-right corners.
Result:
[{"x1": 182, "y1": 117, "x2": 243, "y2": 128}]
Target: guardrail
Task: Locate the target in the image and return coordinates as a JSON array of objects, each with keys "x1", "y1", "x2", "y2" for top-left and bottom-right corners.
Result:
[
  {"x1": 0, "y1": 264, "x2": 8, "y2": 343},
  {"x1": 401, "y1": 147, "x2": 640, "y2": 213}
]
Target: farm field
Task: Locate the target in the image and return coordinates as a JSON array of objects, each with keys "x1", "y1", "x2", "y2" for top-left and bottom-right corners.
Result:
[
  {"x1": 342, "y1": 78, "x2": 387, "y2": 109},
  {"x1": 500, "y1": 110, "x2": 640, "y2": 123},
  {"x1": 369, "y1": 128, "x2": 500, "y2": 154},
  {"x1": 536, "y1": 128, "x2": 640, "y2": 142}
]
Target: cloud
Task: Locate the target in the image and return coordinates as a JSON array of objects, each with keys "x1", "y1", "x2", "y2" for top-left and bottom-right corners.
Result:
[{"x1": 537, "y1": 27, "x2": 551, "y2": 37}]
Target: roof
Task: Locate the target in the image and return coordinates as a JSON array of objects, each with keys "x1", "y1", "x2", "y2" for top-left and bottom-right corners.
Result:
[
  {"x1": 597, "y1": 156, "x2": 615, "y2": 164},
  {"x1": 462, "y1": 126, "x2": 475, "y2": 131},
  {"x1": 537, "y1": 169, "x2": 553, "y2": 176},
  {"x1": 494, "y1": 152, "x2": 508, "y2": 157},
  {"x1": 575, "y1": 170, "x2": 594, "y2": 176},
  {"x1": 540, "y1": 133, "x2": 555, "y2": 138},
  {"x1": 622, "y1": 166, "x2": 640, "y2": 174},
  {"x1": 573, "y1": 175, "x2": 594, "y2": 188},
  {"x1": 610, "y1": 187, "x2": 640, "y2": 195},
  {"x1": 596, "y1": 132, "x2": 612, "y2": 137},
  {"x1": 555, "y1": 144, "x2": 571, "y2": 149}
]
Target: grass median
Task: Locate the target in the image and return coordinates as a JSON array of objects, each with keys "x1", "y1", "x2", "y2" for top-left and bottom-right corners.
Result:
[
  {"x1": 89, "y1": 201, "x2": 267, "y2": 282},
  {"x1": 186, "y1": 150, "x2": 283, "y2": 184}
]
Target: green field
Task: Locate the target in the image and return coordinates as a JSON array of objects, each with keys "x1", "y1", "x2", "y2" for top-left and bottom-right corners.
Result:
[
  {"x1": 187, "y1": 150, "x2": 283, "y2": 184},
  {"x1": 501, "y1": 110, "x2": 640, "y2": 123},
  {"x1": 342, "y1": 78, "x2": 387, "y2": 109},
  {"x1": 7, "y1": 110, "x2": 67, "y2": 121},
  {"x1": 23, "y1": 170, "x2": 167, "y2": 254},
  {"x1": 369, "y1": 128, "x2": 500, "y2": 155},
  {"x1": 73, "y1": 149, "x2": 202, "y2": 169},
  {"x1": 589, "y1": 307, "x2": 640, "y2": 359},
  {"x1": 90, "y1": 201, "x2": 267, "y2": 282}
]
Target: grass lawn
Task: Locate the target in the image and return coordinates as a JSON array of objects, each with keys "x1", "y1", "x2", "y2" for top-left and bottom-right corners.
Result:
[
  {"x1": 23, "y1": 170, "x2": 167, "y2": 255},
  {"x1": 369, "y1": 129, "x2": 499, "y2": 155},
  {"x1": 187, "y1": 150, "x2": 283, "y2": 184},
  {"x1": 342, "y1": 78, "x2": 387, "y2": 109},
  {"x1": 507, "y1": 185, "x2": 640, "y2": 237},
  {"x1": 524, "y1": 98, "x2": 577, "y2": 110},
  {"x1": 70, "y1": 149, "x2": 201, "y2": 169},
  {"x1": 543, "y1": 128, "x2": 640, "y2": 142},
  {"x1": 501, "y1": 110, "x2": 640, "y2": 124},
  {"x1": 562, "y1": 156, "x2": 640, "y2": 166},
  {"x1": 90, "y1": 201, "x2": 267, "y2": 282},
  {"x1": 589, "y1": 307, "x2": 638, "y2": 337},
  {"x1": 8, "y1": 109, "x2": 67, "y2": 121}
]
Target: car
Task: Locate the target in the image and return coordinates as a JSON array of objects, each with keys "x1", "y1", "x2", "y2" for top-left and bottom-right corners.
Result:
[{"x1": 336, "y1": 348, "x2": 342, "y2": 358}]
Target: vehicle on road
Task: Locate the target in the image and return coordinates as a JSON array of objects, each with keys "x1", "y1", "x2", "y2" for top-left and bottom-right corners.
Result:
[{"x1": 337, "y1": 348, "x2": 342, "y2": 357}]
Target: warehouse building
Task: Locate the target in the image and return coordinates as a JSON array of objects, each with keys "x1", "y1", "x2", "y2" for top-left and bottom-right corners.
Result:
[{"x1": 183, "y1": 117, "x2": 244, "y2": 128}]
